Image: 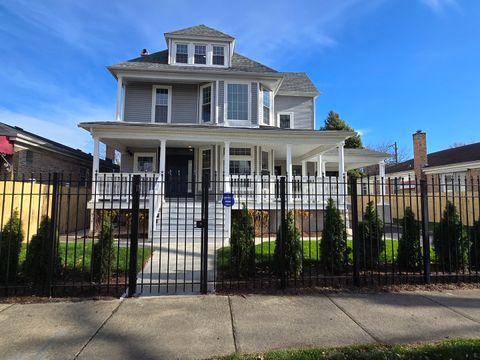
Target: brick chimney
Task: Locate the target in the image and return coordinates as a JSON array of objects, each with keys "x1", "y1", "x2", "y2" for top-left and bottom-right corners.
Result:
[
  {"x1": 413, "y1": 130, "x2": 427, "y2": 180},
  {"x1": 105, "y1": 145, "x2": 115, "y2": 163}
]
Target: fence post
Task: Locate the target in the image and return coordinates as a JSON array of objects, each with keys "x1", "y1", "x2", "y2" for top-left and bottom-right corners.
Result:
[
  {"x1": 200, "y1": 174, "x2": 210, "y2": 294},
  {"x1": 420, "y1": 179, "x2": 431, "y2": 284},
  {"x1": 128, "y1": 175, "x2": 141, "y2": 297},
  {"x1": 350, "y1": 177, "x2": 361, "y2": 286},
  {"x1": 47, "y1": 172, "x2": 60, "y2": 297},
  {"x1": 279, "y1": 177, "x2": 287, "y2": 289}
]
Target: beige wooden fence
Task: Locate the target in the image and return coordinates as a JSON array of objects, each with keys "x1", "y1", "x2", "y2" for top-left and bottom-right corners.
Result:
[{"x1": 0, "y1": 181, "x2": 89, "y2": 241}]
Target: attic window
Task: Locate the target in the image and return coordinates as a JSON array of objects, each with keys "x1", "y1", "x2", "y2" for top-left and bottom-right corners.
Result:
[
  {"x1": 212, "y1": 46, "x2": 225, "y2": 65},
  {"x1": 194, "y1": 45, "x2": 206, "y2": 64},
  {"x1": 175, "y1": 44, "x2": 188, "y2": 64}
]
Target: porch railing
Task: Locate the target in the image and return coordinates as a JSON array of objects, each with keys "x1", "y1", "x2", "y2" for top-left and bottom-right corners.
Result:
[{"x1": 95, "y1": 173, "x2": 159, "y2": 199}]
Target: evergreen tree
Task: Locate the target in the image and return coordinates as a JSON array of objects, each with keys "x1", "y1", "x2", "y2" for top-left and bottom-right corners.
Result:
[
  {"x1": 25, "y1": 216, "x2": 61, "y2": 285},
  {"x1": 433, "y1": 201, "x2": 469, "y2": 272},
  {"x1": 92, "y1": 212, "x2": 115, "y2": 282},
  {"x1": 397, "y1": 207, "x2": 421, "y2": 271},
  {"x1": 0, "y1": 210, "x2": 23, "y2": 282},
  {"x1": 320, "y1": 199, "x2": 349, "y2": 273},
  {"x1": 322, "y1": 111, "x2": 363, "y2": 149},
  {"x1": 274, "y1": 210, "x2": 302, "y2": 277},
  {"x1": 230, "y1": 204, "x2": 255, "y2": 276},
  {"x1": 358, "y1": 202, "x2": 384, "y2": 270}
]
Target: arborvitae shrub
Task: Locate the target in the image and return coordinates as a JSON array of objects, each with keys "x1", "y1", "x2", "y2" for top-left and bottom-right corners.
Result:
[
  {"x1": 274, "y1": 210, "x2": 302, "y2": 277},
  {"x1": 92, "y1": 212, "x2": 115, "y2": 282},
  {"x1": 433, "y1": 201, "x2": 469, "y2": 272},
  {"x1": 0, "y1": 210, "x2": 23, "y2": 282},
  {"x1": 320, "y1": 199, "x2": 349, "y2": 274},
  {"x1": 230, "y1": 204, "x2": 255, "y2": 276},
  {"x1": 397, "y1": 207, "x2": 421, "y2": 271},
  {"x1": 358, "y1": 201, "x2": 384, "y2": 270},
  {"x1": 25, "y1": 216, "x2": 60, "y2": 285}
]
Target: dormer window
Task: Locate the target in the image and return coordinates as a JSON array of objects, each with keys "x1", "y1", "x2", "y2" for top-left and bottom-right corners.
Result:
[
  {"x1": 194, "y1": 45, "x2": 207, "y2": 64},
  {"x1": 212, "y1": 46, "x2": 225, "y2": 65},
  {"x1": 175, "y1": 44, "x2": 188, "y2": 64}
]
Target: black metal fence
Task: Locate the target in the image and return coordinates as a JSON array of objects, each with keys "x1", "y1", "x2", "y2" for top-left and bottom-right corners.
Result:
[{"x1": 0, "y1": 172, "x2": 479, "y2": 297}]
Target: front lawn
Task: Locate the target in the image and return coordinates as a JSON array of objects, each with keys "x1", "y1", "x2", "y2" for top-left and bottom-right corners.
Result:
[
  {"x1": 18, "y1": 241, "x2": 151, "y2": 276},
  {"x1": 217, "y1": 239, "x2": 400, "y2": 271},
  {"x1": 220, "y1": 338, "x2": 480, "y2": 360}
]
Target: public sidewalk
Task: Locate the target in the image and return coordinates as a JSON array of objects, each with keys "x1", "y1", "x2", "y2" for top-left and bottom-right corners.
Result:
[{"x1": 1, "y1": 289, "x2": 480, "y2": 359}]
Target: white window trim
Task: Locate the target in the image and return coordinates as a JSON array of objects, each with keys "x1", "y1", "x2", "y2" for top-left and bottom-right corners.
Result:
[
  {"x1": 199, "y1": 146, "x2": 214, "y2": 189},
  {"x1": 229, "y1": 146, "x2": 254, "y2": 176},
  {"x1": 151, "y1": 85, "x2": 172, "y2": 124},
  {"x1": 174, "y1": 42, "x2": 189, "y2": 64},
  {"x1": 133, "y1": 152, "x2": 157, "y2": 173},
  {"x1": 224, "y1": 81, "x2": 252, "y2": 127},
  {"x1": 171, "y1": 41, "x2": 229, "y2": 68},
  {"x1": 277, "y1": 112, "x2": 294, "y2": 129},
  {"x1": 199, "y1": 83, "x2": 213, "y2": 123},
  {"x1": 260, "y1": 87, "x2": 273, "y2": 125}
]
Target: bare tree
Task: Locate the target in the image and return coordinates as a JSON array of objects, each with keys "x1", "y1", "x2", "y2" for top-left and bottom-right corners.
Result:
[{"x1": 366, "y1": 141, "x2": 410, "y2": 164}]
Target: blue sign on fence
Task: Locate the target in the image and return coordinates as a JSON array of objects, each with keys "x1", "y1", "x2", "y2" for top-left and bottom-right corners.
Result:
[{"x1": 222, "y1": 192, "x2": 235, "y2": 207}]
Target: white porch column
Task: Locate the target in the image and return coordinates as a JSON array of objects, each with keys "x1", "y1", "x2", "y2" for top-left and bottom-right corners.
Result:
[
  {"x1": 115, "y1": 76, "x2": 123, "y2": 121},
  {"x1": 338, "y1": 141, "x2": 345, "y2": 205},
  {"x1": 301, "y1": 160, "x2": 307, "y2": 177},
  {"x1": 224, "y1": 141, "x2": 231, "y2": 238},
  {"x1": 90, "y1": 136, "x2": 100, "y2": 233},
  {"x1": 286, "y1": 144, "x2": 293, "y2": 200},
  {"x1": 316, "y1": 154, "x2": 323, "y2": 177},
  {"x1": 159, "y1": 139, "x2": 166, "y2": 202},
  {"x1": 379, "y1": 160, "x2": 386, "y2": 196}
]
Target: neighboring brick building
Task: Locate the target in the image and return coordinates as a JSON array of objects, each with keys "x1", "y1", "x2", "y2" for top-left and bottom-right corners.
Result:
[
  {"x1": 0, "y1": 122, "x2": 118, "y2": 181},
  {"x1": 364, "y1": 130, "x2": 480, "y2": 193}
]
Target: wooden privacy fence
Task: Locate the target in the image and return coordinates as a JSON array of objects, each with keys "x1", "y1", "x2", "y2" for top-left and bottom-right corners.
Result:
[{"x1": 0, "y1": 180, "x2": 89, "y2": 240}]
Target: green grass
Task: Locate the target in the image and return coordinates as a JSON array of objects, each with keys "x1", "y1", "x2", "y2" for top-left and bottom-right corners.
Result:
[
  {"x1": 18, "y1": 241, "x2": 151, "y2": 275},
  {"x1": 217, "y1": 238, "x2": 436, "y2": 271},
  {"x1": 220, "y1": 338, "x2": 480, "y2": 360}
]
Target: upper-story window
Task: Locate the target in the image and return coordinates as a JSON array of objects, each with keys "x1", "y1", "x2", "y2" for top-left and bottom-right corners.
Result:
[
  {"x1": 175, "y1": 44, "x2": 188, "y2": 64},
  {"x1": 151, "y1": 85, "x2": 172, "y2": 123},
  {"x1": 212, "y1": 46, "x2": 225, "y2": 65},
  {"x1": 200, "y1": 84, "x2": 212, "y2": 122},
  {"x1": 262, "y1": 89, "x2": 271, "y2": 125},
  {"x1": 278, "y1": 113, "x2": 293, "y2": 129},
  {"x1": 227, "y1": 83, "x2": 249, "y2": 121},
  {"x1": 194, "y1": 45, "x2": 207, "y2": 64}
]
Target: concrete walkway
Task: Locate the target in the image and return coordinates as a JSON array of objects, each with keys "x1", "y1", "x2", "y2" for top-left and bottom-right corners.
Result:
[{"x1": 1, "y1": 289, "x2": 480, "y2": 359}]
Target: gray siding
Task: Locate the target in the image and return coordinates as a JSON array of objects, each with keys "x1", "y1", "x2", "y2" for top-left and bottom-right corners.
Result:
[
  {"x1": 274, "y1": 96, "x2": 314, "y2": 129},
  {"x1": 251, "y1": 82, "x2": 258, "y2": 125},
  {"x1": 171, "y1": 83, "x2": 198, "y2": 123},
  {"x1": 218, "y1": 81, "x2": 224, "y2": 123},
  {"x1": 124, "y1": 83, "x2": 152, "y2": 122}
]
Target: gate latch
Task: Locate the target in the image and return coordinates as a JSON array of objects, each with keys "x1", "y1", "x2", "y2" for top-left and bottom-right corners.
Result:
[{"x1": 196, "y1": 220, "x2": 204, "y2": 229}]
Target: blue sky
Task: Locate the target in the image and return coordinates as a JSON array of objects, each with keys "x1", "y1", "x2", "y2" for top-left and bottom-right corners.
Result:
[{"x1": 0, "y1": 0, "x2": 479, "y2": 158}]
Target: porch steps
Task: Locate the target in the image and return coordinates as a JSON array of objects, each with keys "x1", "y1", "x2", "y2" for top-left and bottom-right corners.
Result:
[{"x1": 152, "y1": 200, "x2": 227, "y2": 239}]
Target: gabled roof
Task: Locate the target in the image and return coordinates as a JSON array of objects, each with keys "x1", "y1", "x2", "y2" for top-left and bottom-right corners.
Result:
[
  {"x1": 165, "y1": 24, "x2": 234, "y2": 40},
  {"x1": 278, "y1": 72, "x2": 319, "y2": 96},
  {"x1": 109, "y1": 50, "x2": 279, "y2": 75},
  {"x1": 366, "y1": 142, "x2": 480, "y2": 176}
]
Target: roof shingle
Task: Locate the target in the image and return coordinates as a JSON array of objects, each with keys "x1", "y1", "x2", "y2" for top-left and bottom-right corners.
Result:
[
  {"x1": 278, "y1": 72, "x2": 319, "y2": 95},
  {"x1": 165, "y1": 24, "x2": 234, "y2": 40}
]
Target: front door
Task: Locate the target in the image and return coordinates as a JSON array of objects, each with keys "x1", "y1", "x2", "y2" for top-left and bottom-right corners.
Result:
[{"x1": 165, "y1": 148, "x2": 194, "y2": 198}]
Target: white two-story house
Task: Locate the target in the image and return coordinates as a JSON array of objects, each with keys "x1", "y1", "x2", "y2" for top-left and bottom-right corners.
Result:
[{"x1": 79, "y1": 25, "x2": 387, "y2": 232}]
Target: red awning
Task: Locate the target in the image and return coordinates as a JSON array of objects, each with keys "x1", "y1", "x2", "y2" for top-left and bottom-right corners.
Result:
[{"x1": 0, "y1": 135, "x2": 13, "y2": 155}]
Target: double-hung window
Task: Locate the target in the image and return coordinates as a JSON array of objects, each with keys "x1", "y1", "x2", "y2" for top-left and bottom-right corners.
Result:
[
  {"x1": 212, "y1": 46, "x2": 225, "y2": 65},
  {"x1": 229, "y1": 148, "x2": 252, "y2": 176},
  {"x1": 175, "y1": 43, "x2": 188, "y2": 64},
  {"x1": 194, "y1": 45, "x2": 206, "y2": 64},
  {"x1": 152, "y1": 86, "x2": 171, "y2": 123},
  {"x1": 278, "y1": 113, "x2": 292, "y2": 129},
  {"x1": 227, "y1": 83, "x2": 249, "y2": 121},
  {"x1": 262, "y1": 89, "x2": 271, "y2": 125},
  {"x1": 200, "y1": 84, "x2": 212, "y2": 122}
]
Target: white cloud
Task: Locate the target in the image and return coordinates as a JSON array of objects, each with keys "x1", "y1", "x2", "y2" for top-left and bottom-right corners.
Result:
[
  {"x1": 0, "y1": 106, "x2": 111, "y2": 153},
  {"x1": 420, "y1": 0, "x2": 459, "y2": 14}
]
